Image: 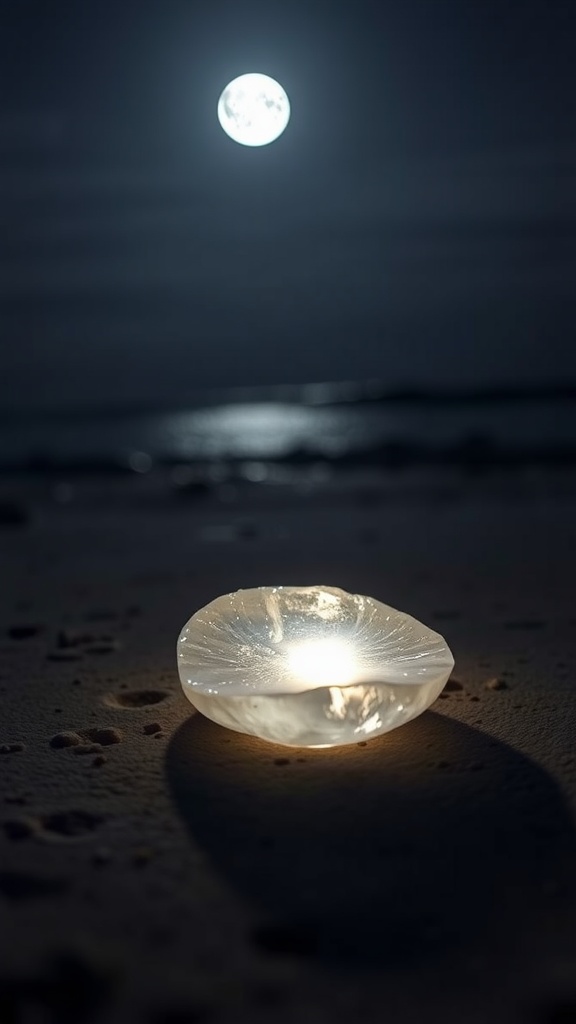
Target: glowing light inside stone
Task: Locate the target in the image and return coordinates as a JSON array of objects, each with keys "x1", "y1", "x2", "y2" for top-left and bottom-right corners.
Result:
[
  {"x1": 177, "y1": 586, "x2": 455, "y2": 748},
  {"x1": 287, "y1": 638, "x2": 358, "y2": 687}
]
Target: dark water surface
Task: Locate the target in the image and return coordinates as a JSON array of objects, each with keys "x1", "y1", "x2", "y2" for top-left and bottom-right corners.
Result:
[{"x1": 1, "y1": 382, "x2": 575, "y2": 471}]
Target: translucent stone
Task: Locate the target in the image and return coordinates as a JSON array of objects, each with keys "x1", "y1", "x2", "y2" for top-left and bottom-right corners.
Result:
[{"x1": 177, "y1": 586, "x2": 455, "y2": 748}]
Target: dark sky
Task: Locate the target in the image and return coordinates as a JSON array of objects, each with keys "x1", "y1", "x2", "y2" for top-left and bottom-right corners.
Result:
[{"x1": 1, "y1": 0, "x2": 574, "y2": 411}]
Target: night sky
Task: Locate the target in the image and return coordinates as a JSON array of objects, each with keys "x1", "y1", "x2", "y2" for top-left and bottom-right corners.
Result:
[{"x1": 1, "y1": 0, "x2": 574, "y2": 412}]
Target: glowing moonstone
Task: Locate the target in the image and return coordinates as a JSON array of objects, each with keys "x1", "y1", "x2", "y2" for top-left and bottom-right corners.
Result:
[{"x1": 177, "y1": 586, "x2": 454, "y2": 748}]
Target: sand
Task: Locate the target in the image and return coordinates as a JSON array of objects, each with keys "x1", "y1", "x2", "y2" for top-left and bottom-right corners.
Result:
[{"x1": 1, "y1": 467, "x2": 576, "y2": 1023}]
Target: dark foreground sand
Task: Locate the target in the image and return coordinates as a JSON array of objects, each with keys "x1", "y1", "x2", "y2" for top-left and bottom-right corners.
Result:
[{"x1": 1, "y1": 468, "x2": 576, "y2": 1024}]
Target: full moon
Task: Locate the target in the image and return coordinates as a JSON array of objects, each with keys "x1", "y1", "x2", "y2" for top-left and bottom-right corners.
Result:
[{"x1": 217, "y1": 73, "x2": 290, "y2": 147}]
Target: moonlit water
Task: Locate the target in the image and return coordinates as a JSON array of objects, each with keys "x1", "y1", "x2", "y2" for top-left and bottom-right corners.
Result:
[{"x1": 1, "y1": 394, "x2": 573, "y2": 470}]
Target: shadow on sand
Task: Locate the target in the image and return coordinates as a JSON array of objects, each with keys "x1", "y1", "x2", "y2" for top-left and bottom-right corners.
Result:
[{"x1": 166, "y1": 710, "x2": 575, "y2": 969}]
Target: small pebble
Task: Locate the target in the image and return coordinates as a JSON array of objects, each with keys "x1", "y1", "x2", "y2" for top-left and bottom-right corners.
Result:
[
  {"x1": 143, "y1": 722, "x2": 162, "y2": 736},
  {"x1": 92, "y1": 755, "x2": 108, "y2": 767},
  {"x1": 485, "y1": 677, "x2": 507, "y2": 691},
  {"x1": 0, "y1": 742, "x2": 26, "y2": 754},
  {"x1": 83, "y1": 727, "x2": 123, "y2": 746},
  {"x1": 273, "y1": 758, "x2": 290, "y2": 766},
  {"x1": 50, "y1": 732, "x2": 82, "y2": 749}
]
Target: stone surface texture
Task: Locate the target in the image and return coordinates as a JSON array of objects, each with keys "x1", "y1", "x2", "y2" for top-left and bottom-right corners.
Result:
[{"x1": 178, "y1": 585, "x2": 454, "y2": 745}]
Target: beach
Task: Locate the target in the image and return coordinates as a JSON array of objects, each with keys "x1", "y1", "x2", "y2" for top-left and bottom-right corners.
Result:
[{"x1": 1, "y1": 450, "x2": 575, "y2": 1023}]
